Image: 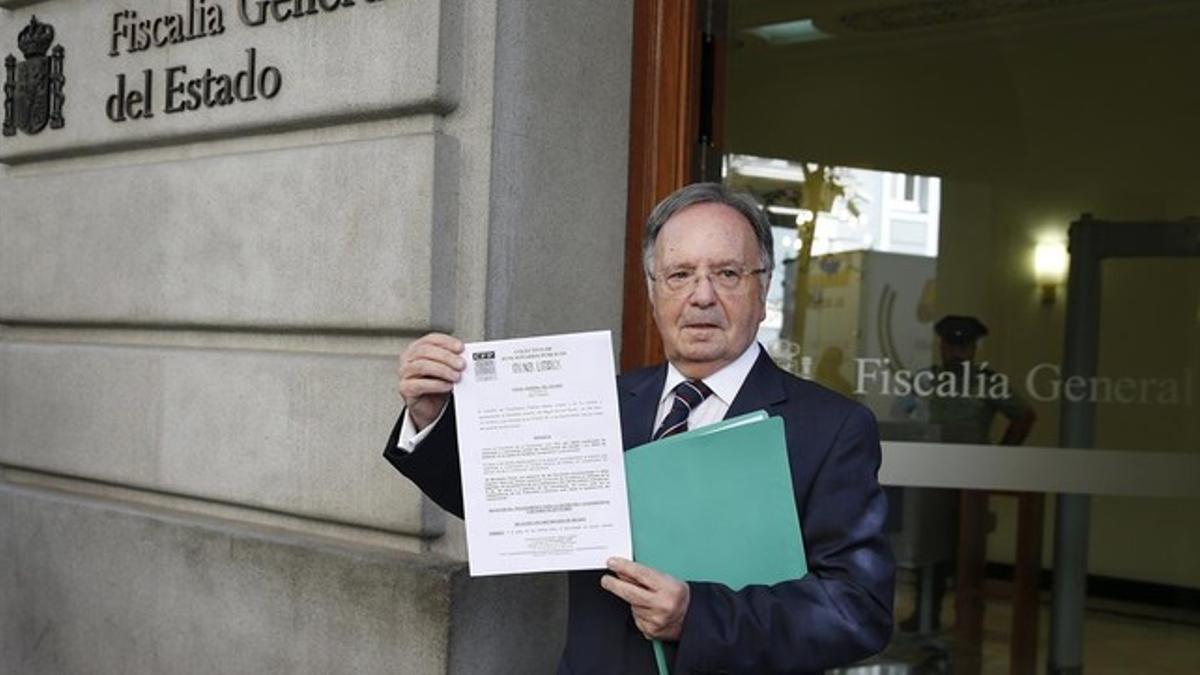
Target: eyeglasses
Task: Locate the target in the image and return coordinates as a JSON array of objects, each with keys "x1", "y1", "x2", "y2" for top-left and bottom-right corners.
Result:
[{"x1": 649, "y1": 266, "x2": 768, "y2": 294}]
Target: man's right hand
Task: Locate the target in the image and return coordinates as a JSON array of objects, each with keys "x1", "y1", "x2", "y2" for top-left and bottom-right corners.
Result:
[{"x1": 397, "y1": 333, "x2": 466, "y2": 431}]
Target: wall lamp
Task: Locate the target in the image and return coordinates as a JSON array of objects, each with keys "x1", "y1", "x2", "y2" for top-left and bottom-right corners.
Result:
[{"x1": 1034, "y1": 241, "x2": 1068, "y2": 304}]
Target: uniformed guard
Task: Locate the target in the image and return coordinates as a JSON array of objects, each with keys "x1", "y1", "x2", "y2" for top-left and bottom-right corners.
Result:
[
  {"x1": 927, "y1": 315, "x2": 1034, "y2": 445},
  {"x1": 899, "y1": 315, "x2": 1037, "y2": 632}
]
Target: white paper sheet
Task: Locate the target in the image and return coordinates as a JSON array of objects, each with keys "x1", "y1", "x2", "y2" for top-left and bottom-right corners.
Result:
[{"x1": 453, "y1": 330, "x2": 632, "y2": 576}]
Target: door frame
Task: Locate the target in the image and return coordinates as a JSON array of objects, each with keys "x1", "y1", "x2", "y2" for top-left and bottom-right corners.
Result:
[{"x1": 620, "y1": 0, "x2": 705, "y2": 371}]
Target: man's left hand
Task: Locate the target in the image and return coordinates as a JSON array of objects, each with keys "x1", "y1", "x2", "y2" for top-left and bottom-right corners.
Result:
[{"x1": 600, "y1": 557, "x2": 689, "y2": 641}]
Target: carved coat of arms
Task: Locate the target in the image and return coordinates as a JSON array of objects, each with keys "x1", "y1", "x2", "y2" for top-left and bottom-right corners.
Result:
[{"x1": 3, "y1": 16, "x2": 65, "y2": 137}]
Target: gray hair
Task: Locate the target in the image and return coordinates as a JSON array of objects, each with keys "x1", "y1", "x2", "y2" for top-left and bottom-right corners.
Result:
[{"x1": 642, "y1": 182, "x2": 774, "y2": 277}]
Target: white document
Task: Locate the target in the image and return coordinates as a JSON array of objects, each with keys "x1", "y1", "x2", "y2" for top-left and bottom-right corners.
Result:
[{"x1": 453, "y1": 330, "x2": 632, "y2": 576}]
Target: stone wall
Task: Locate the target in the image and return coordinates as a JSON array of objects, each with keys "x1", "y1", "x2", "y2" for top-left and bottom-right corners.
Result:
[{"x1": 0, "y1": 0, "x2": 631, "y2": 672}]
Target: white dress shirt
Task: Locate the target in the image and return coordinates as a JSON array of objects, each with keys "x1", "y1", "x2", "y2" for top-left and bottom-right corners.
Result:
[
  {"x1": 396, "y1": 400, "x2": 445, "y2": 452},
  {"x1": 397, "y1": 342, "x2": 762, "y2": 451},
  {"x1": 653, "y1": 342, "x2": 760, "y2": 434}
]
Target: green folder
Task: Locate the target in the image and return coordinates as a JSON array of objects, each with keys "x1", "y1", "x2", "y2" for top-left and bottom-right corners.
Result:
[{"x1": 624, "y1": 411, "x2": 809, "y2": 674}]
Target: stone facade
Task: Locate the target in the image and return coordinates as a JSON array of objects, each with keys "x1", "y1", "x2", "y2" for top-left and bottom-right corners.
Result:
[{"x1": 0, "y1": 1, "x2": 632, "y2": 672}]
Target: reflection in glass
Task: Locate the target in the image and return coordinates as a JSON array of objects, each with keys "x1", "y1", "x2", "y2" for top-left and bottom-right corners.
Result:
[{"x1": 720, "y1": 1, "x2": 1200, "y2": 672}]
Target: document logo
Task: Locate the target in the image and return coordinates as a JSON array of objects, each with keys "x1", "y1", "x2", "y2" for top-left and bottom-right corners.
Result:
[
  {"x1": 472, "y1": 351, "x2": 497, "y2": 381},
  {"x1": 3, "y1": 16, "x2": 66, "y2": 137}
]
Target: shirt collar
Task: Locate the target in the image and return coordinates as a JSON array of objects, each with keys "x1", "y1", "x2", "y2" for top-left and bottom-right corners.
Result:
[{"x1": 661, "y1": 342, "x2": 762, "y2": 407}]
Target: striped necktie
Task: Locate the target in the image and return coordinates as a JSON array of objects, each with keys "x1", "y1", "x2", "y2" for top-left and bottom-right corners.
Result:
[{"x1": 652, "y1": 379, "x2": 713, "y2": 441}]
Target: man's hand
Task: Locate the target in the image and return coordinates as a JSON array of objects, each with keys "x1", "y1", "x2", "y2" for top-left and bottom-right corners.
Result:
[
  {"x1": 397, "y1": 333, "x2": 465, "y2": 430},
  {"x1": 600, "y1": 557, "x2": 690, "y2": 641}
]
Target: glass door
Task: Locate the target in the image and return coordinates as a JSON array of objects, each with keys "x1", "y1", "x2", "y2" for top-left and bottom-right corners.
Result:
[{"x1": 711, "y1": 2, "x2": 1200, "y2": 673}]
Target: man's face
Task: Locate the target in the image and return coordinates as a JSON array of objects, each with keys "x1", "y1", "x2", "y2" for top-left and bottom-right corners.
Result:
[
  {"x1": 940, "y1": 340, "x2": 977, "y2": 367},
  {"x1": 649, "y1": 202, "x2": 767, "y2": 379}
]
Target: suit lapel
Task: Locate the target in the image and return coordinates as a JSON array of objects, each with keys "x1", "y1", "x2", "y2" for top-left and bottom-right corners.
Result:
[
  {"x1": 619, "y1": 349, "x2": 788, "y2": 448},
  {"x1": 619, "y1": 365, "x2": 667, "y2": 449},
  {"x1": 725, "y1": 348, "x2": 789, "y2": 419}
]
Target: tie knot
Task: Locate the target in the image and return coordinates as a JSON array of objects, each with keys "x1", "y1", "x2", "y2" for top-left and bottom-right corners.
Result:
[{"x1": 673, "y1": 379, "x2": 712, "y2": 409}]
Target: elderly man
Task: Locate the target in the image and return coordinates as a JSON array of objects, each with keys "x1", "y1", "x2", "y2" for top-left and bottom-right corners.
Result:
[{"x1": 384, "y1": 182, "x2": 894, "y2": 674}]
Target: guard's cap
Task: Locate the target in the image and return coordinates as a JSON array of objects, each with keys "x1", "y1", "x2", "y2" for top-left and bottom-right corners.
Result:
[{"x1": 935, "y1": 315, "x2": 988, "y2": 344}]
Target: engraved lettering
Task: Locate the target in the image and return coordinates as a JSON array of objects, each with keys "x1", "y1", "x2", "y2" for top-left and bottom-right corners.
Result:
[
  {"x1": 240, "y1": 0, "x2": 383, "y2": 28},
  {"x1": 162, "y1": 48, "x2": 281, "y2": 116},
  {"x1": 111, "y1": 1, "x2": 225, "y2": 56}
]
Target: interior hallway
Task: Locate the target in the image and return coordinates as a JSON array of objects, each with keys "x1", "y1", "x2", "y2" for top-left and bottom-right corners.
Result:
[{"x1": 875, "y1": 576, "x2": 1200, "y2": 674}]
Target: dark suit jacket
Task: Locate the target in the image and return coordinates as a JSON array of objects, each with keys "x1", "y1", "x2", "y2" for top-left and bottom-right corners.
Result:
[{"x1": 384, "y1": 348, "x2": 894, "y2": 674}]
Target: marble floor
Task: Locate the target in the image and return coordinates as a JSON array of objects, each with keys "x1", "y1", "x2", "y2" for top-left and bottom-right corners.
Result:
[{"x1": 870, "y1": 578, "x2": 1200, "y2": 674}]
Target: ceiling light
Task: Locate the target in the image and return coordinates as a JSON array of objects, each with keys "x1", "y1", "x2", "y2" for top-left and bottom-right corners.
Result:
[{"x1": 745, "y1": 19, "x2": 831, "y2": 46}]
